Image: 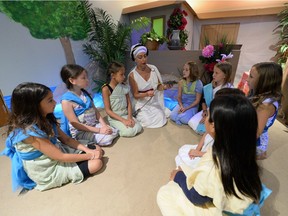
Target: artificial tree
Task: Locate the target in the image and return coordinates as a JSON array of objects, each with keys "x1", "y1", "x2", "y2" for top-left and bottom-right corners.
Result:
[
  {"x1": 0, "y1": 1, "x2": 89, "y2": 64},
  {"x1": 82, "y1": 7, "x2": 149, "y2": 90}
]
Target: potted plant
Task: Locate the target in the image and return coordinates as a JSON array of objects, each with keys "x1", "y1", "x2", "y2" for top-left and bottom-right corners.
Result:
[
  {"x1": 274, "y1": 3, "x2": 288, "y2": 66},
  {"x1": 166, "y1": 8, "x2": 189, "y2": 49},
  {"x1": 140, "y1": 28, "x2": 168, "y2": 50},
  {"x1": 274, "y1": 3, "x2": 288, "y2": 125},
  {"x1": 82, "y1": 5, "x2": 150, "y2": 92},
  {"x1": 199, "y1": 36, "x2": 234, "y2": 85}
]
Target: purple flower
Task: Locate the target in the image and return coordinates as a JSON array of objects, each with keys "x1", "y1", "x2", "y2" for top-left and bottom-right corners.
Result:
[{"x1": 202, "y1": 45, "x2": 214, "y2": 58}]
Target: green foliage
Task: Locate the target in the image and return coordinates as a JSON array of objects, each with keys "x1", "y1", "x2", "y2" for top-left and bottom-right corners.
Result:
[
  {"x1": 140, "y1": 29, "x2": 168, "y2": 45},
  {"x1": 83, "y1": 7, "x2": 129, "y2": 73},
  {"x1": 131, "y1": 16, "x2": 151, "y2": 31},
  {"x1": 179, "y1": 30, "x2": 188, "y2": 47},
  {"x1": 274, "y1": 3, "x2": 288, "y2": 64},
  {"x1": 0, "y1": 1, "x2": 89, "y2": 40},
  {"x1": 83, "y1": 6, "x2": 150, "y2": 82}
]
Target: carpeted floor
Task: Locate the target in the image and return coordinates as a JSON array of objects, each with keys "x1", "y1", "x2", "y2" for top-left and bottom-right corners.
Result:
[{"x1": 0, "y1": 119, "x2": 287, "y2": 216}]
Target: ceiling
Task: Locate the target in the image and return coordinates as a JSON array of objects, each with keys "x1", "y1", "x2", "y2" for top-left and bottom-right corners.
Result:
[{"x1": 122, "y1": 0, "x2": 286, "y2": 19}]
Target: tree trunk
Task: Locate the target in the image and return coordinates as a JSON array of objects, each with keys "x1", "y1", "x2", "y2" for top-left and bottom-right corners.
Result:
[
  {"x1": 281, "y1": 58, "x2": 288, "y2": 125},
  {"x1": 59, "y1": 37, "x2": 76, "y2": 64}
]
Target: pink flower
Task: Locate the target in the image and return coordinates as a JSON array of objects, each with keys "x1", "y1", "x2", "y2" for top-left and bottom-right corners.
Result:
[{"x1": 202, "y1": 45, "x2": 214, "y2": 58}]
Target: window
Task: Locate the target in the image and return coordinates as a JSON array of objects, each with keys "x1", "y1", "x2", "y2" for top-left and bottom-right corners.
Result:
[{"x1": 151, "y1": 16, "x2": 165, "y2": 36}]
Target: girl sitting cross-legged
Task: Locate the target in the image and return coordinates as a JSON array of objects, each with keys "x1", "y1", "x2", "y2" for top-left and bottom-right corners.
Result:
[
  {"x1": 170, "y1": 61, "x2": 203, "y2": 125},
  {"x1": 102, "y1": 61, "x2": 142, "y2": 137},
  {"x1": 60, "y1": 64, "x2": 118, "y2": 146},
  {"x1": 1, "y1": 82, "x2": 103, "y2": 192}
]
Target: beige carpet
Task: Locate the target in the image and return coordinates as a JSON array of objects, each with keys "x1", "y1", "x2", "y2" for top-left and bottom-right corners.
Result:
[{"x1": 0, "y1": 119, "x2": 287, "y2": 216}]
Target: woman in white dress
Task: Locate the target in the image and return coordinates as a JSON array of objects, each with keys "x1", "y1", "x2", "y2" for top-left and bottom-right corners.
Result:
[{"x1": 128, "y1": 43, "x2": 172, "y2": 128}]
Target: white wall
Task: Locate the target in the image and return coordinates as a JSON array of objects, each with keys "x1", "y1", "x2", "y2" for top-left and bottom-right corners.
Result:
[
  {"x1": 0, "y1": 1, "x2": 152, "y2": 96},
  {"x1": 0, "y1": 13, "x2": 91, "y2": 96},
  {"x1": 90, "y1": 0, "x2": 150, "y2": 21},
  {"x1": 182, "y1": 3, "x2": 194, "y2": 50},
  {"x1": 192, "y1": 15, "x2": 279, "y2": 85}
]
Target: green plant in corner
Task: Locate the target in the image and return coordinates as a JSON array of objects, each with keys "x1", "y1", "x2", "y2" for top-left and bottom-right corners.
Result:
[
  {"x1": 274, "y1": 3, "x2": 288, "y2": 65},
  {"x1": 82, "y1": 4, "x2": 150, "y2": 89}
]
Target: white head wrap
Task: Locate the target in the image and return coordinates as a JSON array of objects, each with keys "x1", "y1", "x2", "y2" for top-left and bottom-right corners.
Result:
[{"x1": 130, "y1": 43, "x2": 147, "y2": 61}]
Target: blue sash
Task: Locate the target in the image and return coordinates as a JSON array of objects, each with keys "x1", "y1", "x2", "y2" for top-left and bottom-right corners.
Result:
[
  {"x1": 196, "y1": 123, "x2": 206, "y2": 135},
  {"x1": 203, "y1": 83, "x2": 213, "y2": 107},
  {"x1": 60, "y1": 91, "x2": 93, "y2": 136},
  {"x1": 223, "y1": 184, "x2": 272, "y2": 216},
  {"x1": 1, "y1": 124, "x2": 57, "y2": 191},
  {"x1": 195, "y1": 83, "x2": 213, "y2": 134}
]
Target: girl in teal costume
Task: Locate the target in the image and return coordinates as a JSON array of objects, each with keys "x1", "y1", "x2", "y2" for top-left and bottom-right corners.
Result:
[
  {"x1": 1, "y1": 83, "x2": 103, "y2": 191},
  {"x1": 102, "y1": 61, "x2": 142, "y2": 137},
  {"x1": 170, "y1": 61, "x2": 203, "y2": 125},
  {"x1": 188, "y1": 61, "x2": 233, "y2": 134}
]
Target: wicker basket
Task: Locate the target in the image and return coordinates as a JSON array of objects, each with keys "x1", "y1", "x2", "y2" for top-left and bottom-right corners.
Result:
[{"x1": 145, "y1": 40, "x2": 159, "y2": 50}]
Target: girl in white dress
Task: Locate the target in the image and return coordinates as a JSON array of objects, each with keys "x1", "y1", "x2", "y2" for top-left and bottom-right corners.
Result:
[
  {"x1": 158, "y1": 94, "x2": 270, "y2": 216},
  {"x1": 176, "y1": 88, "x2": 245, "y2": 170}
]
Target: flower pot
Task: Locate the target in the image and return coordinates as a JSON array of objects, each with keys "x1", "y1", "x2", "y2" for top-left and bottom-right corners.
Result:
[
  {"x1": 145, "y1": 40, "x2": 159, "y2": 50},
  {"x1": 169, "y1": 30, "x2": 181, "y2": 47}
]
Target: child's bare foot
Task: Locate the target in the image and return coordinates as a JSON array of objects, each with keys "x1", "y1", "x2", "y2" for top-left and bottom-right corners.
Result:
[{"x1": 257, "y1": 151, "x2": 267, "y2": 160}]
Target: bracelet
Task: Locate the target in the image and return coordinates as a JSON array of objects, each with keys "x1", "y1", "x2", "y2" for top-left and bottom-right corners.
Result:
[{"x1": 203, "y1": 110, "x2": 207, "y2": 112}]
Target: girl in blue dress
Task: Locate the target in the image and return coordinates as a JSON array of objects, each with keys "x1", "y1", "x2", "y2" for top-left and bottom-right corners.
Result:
[
  {"x1": 170, "y1": 61, "x2": 203, "y2": 125},
  {"x1": 247, "y1": 62, "x2": 282, "y2": 159}
]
